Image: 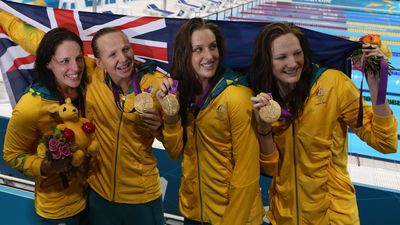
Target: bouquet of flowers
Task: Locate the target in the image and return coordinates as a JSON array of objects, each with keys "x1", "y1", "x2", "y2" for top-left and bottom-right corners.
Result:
[
  {"x1": 37, "y1": 126, "x2": 78, "y2": 188},
  {"x1": 351, "y1": 34, "x2": 395, "y2": 127},
  {"x1": 350, "y1": 34, "x2": 394, "y2": 76},
  {"x1": 37, "y1": 127, "x2": 75, "y2": 160},
  {"x1": 37, "y1": 98, "x2": 99, "y2": 187}
]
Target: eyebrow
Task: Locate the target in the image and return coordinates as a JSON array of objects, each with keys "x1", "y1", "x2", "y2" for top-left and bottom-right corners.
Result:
[{"x1": 192, "y1": 40, "x2": 216, "y2": 47}]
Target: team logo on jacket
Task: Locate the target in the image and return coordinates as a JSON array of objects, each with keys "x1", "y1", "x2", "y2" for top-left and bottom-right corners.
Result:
[
  {"x1": 215, "y1": 104, "x2": 226, "y2": 120},
  {"x1": 316, "y1": 87, "x2": 327, "y2": 105}
]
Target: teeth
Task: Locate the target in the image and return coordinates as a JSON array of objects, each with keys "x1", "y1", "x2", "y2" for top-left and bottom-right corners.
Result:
[
  {"x1": 285, "y1": 68, "x2": 298, "y2": 74},
  {"x1": 118, "y1": 63, "x2": 130, "y2": 70},
  {"x1": 201, "y1": 62, "x2": 214, "y2": 69},
  {"x1": 66, "y1": 74, "x2": 78, "y2": 78}
]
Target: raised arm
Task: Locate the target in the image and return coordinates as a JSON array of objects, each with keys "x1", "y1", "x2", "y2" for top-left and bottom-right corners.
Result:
[
  {"x1": 0, "y1": 10, "x2": 44, "y2": 54},
  {"x1": 251, "y1": 92, "x2": 279, "y2": 176},
  {"x1": 362, "y1": 44, "x2": 392, "y2": 116},
  {"x1": 156, "y1": 77, "x2": 184, "y2": 160},
  {"x1": 337, "y1": 69, "x2": 398, "y2": 154}
]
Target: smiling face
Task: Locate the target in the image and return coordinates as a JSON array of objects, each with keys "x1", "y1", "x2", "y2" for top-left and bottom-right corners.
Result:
[
  {"x1": 95, "y1": 31, "x2": 134, "y2": 84},
  {"x1": 46, "y1": 40, "x2": 84, "y2": 93},
  {"x1": 191, "y1": 29, "x2": 219, "y2": 89},
  {"x1": 271, "y1": 33, "x2": 304, "y2": 92}
]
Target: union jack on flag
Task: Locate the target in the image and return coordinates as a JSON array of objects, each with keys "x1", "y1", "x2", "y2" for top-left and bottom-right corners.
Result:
[
  {"x1": 0, "y1": 0, "x2": 360, "y2": 107},
  {"x1": 0, "y1": 0, "x2": 175, "y2": 106}
]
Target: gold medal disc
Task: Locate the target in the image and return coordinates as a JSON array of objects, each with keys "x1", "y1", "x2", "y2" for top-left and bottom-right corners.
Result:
[
  {"x1": 161, "y1": 94, "x2": 179, "y2": 116},
  {"x1": 134, "y1": 92, "x2": 154, "y2": 113},
  {"x1": 259, "y1": 100, "x2": 281, "y2": 123}
]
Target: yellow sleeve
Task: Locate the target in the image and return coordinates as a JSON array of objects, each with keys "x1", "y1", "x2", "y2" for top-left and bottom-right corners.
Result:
[
  {"x1": 260, "y1": 149, "x2": 279, "y2": 176},
  {"x1": 220, "y1": 86, "x2": 262, "y2": 225},
  {"x1": 3, "y1": 94, "x2": 44, "y2": 177},
  {"x1": 162, "y1": 119, "x2": 184, "y2": 160},
  {"x1": 0, "y1": 10, "x2": 44, "y2": 54},
  {"x1": 84, "y1": 57, "x2": 97, "y2": 83},
  {"x1": 335, "y1": 70, "x2": 398, "y2": 153}
]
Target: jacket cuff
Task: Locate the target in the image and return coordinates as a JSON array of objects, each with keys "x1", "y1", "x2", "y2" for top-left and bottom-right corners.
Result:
[
  {"x1": 163, "y1": 118, "x2": 181, "y2": 134},
  {"x1": 31, "y1": 158, "x2": 44, "y2": 177},
  {"x1": 260, "y1": 150, "x2": 278, "y2": 163},
  {"x1": 373, "y1": 112, "x2": 395, "y2": 128}
]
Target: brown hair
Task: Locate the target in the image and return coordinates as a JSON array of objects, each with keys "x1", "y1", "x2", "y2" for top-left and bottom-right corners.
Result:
[
  {"x1": 35, "y1": 27, "x2": 87, "y2": 113},
  {"x1": 171, "y1": 17, "x2": 225, "y2": 143},
  {"x1": 91, "y1": 27, "x2": 124, "y2": 58},
  {"x1": 251, "y1": 22, "x2": 313, "y2": 118}
]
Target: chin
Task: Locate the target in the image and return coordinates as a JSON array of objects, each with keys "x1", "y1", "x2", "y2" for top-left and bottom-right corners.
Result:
[{"x1": 69, "y1": 83, "x2": 81, "y2": 88}]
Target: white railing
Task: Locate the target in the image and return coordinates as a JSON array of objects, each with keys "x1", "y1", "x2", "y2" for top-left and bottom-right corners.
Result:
[{"x1": 203, "y1": 0, "x2": 267, "y2": 20}]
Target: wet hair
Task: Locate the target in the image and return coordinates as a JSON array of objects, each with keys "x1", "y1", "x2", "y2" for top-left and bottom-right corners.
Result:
[
  {"x1": 250, "y1": 22, "x2": 313, "y2": 118},
  {"x1": 35, "y1": 27, "x2": 88, "y2": 102},
  {"x1": 91, "y1": 27, "x2": 124, "y2": 58},
  {"x1": 170, "y1": 17, "x2": 225, "y2": 143}
]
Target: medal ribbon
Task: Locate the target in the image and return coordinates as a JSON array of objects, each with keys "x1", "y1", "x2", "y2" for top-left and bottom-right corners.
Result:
[
  {"x1": 111, "y1": 74, "x2": 141, "y2": 113},
  {"x1": 356, "y1": 58, "x2": 389, "y2": 128},
  {"x1": 169, "y1": 80, "x2": 179, "y2": 94},
  {"x1": 191, "y1": 83, "x2": 212, "y2": 110}
]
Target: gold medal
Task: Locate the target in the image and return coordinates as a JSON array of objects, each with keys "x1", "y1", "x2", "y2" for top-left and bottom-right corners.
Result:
[
  {"x1": 134, "y1": 92, "x2": 154, "y2": 113},
  {"x1": 259, "y1": 99, "x2": 281, "y2": 123},
  {"x1": 161, "y1": 94, "x2": 180, "y2": 116}
]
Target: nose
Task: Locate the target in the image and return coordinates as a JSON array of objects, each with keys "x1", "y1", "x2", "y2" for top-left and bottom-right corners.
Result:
[
  {"x1": 287, "y1": 55, "x2": 297, "y2": 67},
  {"x1": 118, "y1": 51, "x2": 128, "y2": 61},
  {"x1": 117, "y1": 51, "x2": 133, "y2": 64},
  {"x1": 203, "y1": 48, "x2": 213, "y2": 59},
  {"x1": 68, "y1": 59, "x2": 80, "y2": 71}
]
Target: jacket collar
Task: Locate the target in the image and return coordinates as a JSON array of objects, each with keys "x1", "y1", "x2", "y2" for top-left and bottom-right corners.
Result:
[
  {"x1": 201, "y1": 67, "x2": 249, "y2": 109},
  {"x1": 27, "y1": 81, "x2": 59, "y2": 101},
  {"x1": 309, "y1": 64, "x2": 327, "y2": 87}
]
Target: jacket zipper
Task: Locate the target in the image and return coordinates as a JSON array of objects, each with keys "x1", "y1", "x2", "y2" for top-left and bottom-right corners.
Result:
[
  {"x1": 293, "y1": 123, "x2": 300, "y2": 225},
  {"x1": 194, "y1": 120, "x2": 204, "y2": 224},
  {"x1": 112, "y1": 95, "x2": 125, "y2": 201}
]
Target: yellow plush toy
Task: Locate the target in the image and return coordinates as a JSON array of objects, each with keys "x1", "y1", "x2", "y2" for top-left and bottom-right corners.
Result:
[{"x1": 40, "y1": 98, "x2": 99, "y2": 167}]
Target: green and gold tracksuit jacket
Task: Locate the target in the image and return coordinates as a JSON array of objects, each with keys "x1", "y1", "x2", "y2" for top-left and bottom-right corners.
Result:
[
  {"x1": 261, "y1": 68, "x2": 398, "y2": 225},
  {"x1": 3, "y1": 83, "x2": 87, "y2": 219},
  {"x1": 85, "y1": 64, "x2": 165, "y2": 204},
  {"x1": 163, "y1": 68, "x2": 265, "y2": 225}
]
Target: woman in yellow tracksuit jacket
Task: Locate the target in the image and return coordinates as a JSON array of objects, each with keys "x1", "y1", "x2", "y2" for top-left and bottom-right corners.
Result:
[
  {"x1": 3, "y1": 26, "x2": 89, "y2": 223},
  {"x1": 251, "y1": 22, "x2": 398, "y2": 225},
  {"x1": 157, "y1": 18, "x2": 265, "y2": 225},
  {"x1": 0, "y1": 11, "x2": 166, "y2": 225},
  {"x1": 86, "y1": 27, "x2": 166, "y2": 225}
]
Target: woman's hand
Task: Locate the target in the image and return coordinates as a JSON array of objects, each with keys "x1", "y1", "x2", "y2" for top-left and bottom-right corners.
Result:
[
  {"x1": 40, "y1": 157, "x2": 72, "y2": 176},
  {"x1": 156, "y1": 78, "x2": 173, "y2": 102},
  {"x1": 251, "y1": 92, "x2": 273, "y2": 134},
  {"x1": 140, "y1": 108, "x2": 162, "y2": 132},
  {"x1": 156, "y1": 78, "x2": 180, "y2": 124},
  {"x1": 361, "y1": 44, "x2": 386, "y2": 59},
  {"x1": 361, "y1": 44, "x2": 387, "y2": 86}
]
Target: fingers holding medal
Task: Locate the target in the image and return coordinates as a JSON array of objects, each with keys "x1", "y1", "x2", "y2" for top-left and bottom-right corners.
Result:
[
  {"x1": 158, "y1": 79, "x2": 180, "y2": 116},
  {"x1": 252, "y1": 93, "x2": 281, "y2": 123},
  {"x1": 259, "y1": 99, "x2": 281, "y2": 123}
]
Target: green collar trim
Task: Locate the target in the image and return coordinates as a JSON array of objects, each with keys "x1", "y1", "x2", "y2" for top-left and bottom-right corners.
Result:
[
  {"x1": 309, "y1": 64, "x2": 327, "y2": 87},
  {"x1": 201, "y1": 67, "x2": 249, "y2": 109},
  {"x1": 28, "y1": 82, "x2": 59, "y2": 101}
]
